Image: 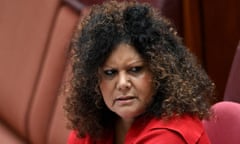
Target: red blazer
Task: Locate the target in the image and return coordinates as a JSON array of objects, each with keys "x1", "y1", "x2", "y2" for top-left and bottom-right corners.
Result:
[{"x1": 67, "y1": 116, "x2": 210, "y2": 144}]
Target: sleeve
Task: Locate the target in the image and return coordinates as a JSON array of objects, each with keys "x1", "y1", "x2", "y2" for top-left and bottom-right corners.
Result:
[
  {"x1": 67, "y1": 131, "x2": 77, "y2": 144},
  {"x1": 136, "y1": 128, "x2": 186, "y2": 144}
]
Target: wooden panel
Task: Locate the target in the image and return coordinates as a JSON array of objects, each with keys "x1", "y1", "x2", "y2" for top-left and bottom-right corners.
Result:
[
  {"x1": 201, "y1": 0, "x2": 240, "y2": 100},
  {"x1": 182, "y1": 0, "x2": 203, "y2": 61}
]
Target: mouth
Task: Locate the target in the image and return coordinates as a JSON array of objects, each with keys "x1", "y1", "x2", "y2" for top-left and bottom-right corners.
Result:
[{"x1": 113, "y1": 96, "x2": 137, "y2": 106}]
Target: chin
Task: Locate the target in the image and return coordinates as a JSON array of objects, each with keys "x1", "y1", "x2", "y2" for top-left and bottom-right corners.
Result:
[{"x1": 116, "y1": 110, "x2": 144, "y2": 120}]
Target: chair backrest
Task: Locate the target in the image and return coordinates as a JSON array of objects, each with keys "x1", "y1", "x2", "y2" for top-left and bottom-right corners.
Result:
[
  {"x1": 0, "y1": 0, "x2": 81, "y2": 143},
  {"x1": 0, "y1": 0, "x2": 61, "y2": 141},
  {"x1": 224, "y1": 41, "x2": 240, "y2": 103},
  {"x1": 202, "y1": 101, "x2": 240, "y2": 144}
]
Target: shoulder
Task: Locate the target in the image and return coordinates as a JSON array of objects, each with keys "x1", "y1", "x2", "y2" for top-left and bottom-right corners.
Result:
[
  {"x1": 146, "y1": 116, "x2": 210, "y2": 144},
  {"x1": 127, "y1": 115, "x2": 210, "y2": 144},
  {"x1": 67, "y1": 130, "x2": 90, "y2": 144}
]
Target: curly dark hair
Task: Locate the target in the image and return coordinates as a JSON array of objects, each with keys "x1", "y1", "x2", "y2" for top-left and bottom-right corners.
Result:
[{"x1": 64, "y1": 0, "x2": 215, "y2": 140}]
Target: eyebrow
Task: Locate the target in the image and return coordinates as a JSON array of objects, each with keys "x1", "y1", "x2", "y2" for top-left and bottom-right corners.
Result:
[{"x1": 103, "y1": 60, "x2": 145, "y2": 68}]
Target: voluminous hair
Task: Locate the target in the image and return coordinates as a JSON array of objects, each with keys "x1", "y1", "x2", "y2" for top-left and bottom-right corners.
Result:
[{"x1": 64, "y1": 0, "x2": 215, "y2": 139}]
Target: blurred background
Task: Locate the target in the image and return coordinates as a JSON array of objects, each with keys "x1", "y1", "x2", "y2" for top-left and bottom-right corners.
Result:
[{"x1": 0, "y1": 0, "x2": 239, "y2": 143}]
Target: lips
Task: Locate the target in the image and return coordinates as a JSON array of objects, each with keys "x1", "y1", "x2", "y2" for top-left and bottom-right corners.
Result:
[
  {"x1": 113, "y1": 96, "x2": 137, "y2": 105},
  {"x1": 116, "y1": 96, "x2": 136, "y2": 100}
]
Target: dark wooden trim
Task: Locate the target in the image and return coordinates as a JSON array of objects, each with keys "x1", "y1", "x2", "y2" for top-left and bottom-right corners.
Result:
[{"x1": 182, "y1": 0, "x2": 203, "y2": 62}]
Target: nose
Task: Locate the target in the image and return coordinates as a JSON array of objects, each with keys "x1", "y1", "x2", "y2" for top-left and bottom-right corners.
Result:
[{"x1": 117, "y1": 72, "x2": 131, "y2": 92}]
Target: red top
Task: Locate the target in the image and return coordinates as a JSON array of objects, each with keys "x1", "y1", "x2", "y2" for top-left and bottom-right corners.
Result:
[{"x1": 67, "y1": 116, "x2": 210, "y2": 144}]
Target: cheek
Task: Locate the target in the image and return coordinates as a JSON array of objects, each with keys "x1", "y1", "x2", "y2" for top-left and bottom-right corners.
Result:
[
  {"x1": 137, "y1": 73, "x2": 154, "y2": 97},
  {"x1": 99, "y1": 80, "x2": 113, "y2": 98},
  {"x1": 99, "y1": 81, "x2": 115, "y2": 108},
  {"x1": 99, "y1": 81, "x2": 107, "y2": 95}
]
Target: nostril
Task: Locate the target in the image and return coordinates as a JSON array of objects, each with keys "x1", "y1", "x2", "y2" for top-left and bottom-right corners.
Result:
[{"x1": 117, "y1": 80, "x2": 131, "y2": 91}]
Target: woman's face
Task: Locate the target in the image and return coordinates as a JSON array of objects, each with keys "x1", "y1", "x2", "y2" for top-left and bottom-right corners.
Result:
[{"x1": 99, "y1": 43, "x2": 154, "y2": 120}]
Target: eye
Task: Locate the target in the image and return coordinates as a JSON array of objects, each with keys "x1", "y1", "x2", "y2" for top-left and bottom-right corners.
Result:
[
  {"x1": 129, "y1": 66, "x2": 143, "y2": 73},
  {"x1": 103, "y1": 69, "x2": 117, "y2": 77}
]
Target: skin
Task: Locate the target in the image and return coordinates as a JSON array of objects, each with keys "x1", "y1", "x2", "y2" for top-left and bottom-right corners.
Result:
[{"x1": 98, "y1": 43, "x2": 155, "y2": 128}]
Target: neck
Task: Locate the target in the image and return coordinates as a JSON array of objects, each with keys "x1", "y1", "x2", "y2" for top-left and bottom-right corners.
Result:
[{"x1": 114, "y1": 118, "x2": 134, "y2": 144}]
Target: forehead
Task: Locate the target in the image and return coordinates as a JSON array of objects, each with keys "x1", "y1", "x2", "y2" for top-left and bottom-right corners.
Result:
[{"x1": 104, "y1": 43, "x2": 143, "y2": 65}]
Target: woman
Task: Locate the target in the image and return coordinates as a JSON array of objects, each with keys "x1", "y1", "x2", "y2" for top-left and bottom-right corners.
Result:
[{"x1": 64, "y1": 1, "x2": 215, "y2": 143}]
